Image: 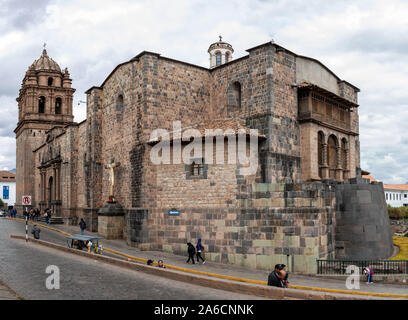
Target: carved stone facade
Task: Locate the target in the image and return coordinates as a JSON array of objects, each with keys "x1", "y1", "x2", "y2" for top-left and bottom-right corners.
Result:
[
  {"x1": 15, "y1": 41, "x2": 393, "y2": 273},
  {"x1": 15, "y1": 49, "x2": 75, "y2": 213}
]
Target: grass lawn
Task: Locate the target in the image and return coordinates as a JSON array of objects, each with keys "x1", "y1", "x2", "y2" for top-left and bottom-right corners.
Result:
[{"x1": 390, "y1": 236, "x2": 408, "y2": 260}]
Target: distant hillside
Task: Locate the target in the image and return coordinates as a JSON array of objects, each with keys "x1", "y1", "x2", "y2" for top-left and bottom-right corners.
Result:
[{"x1": 10, "y1": 168, "x2": 16, "y2": 173}]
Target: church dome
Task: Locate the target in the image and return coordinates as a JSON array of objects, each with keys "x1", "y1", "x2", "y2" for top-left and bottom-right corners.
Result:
[
  {"x1": 208, "y1": 36, "x2": 234, "y2": 54},
  {"x1": 30, "y1": 49, "x2": 61, "y2": 73}
]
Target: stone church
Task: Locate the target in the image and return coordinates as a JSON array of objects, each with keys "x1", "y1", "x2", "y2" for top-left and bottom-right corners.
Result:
[{"x1": 15, "y1": 39, "x2": 393, "y2": 273}]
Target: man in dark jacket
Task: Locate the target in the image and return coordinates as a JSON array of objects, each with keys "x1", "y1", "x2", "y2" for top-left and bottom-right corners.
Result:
[
  {"x1": 186, "y1": 242, "x2": 196, "y2": 264},
  {"x1": 31, "y1": 225, "x2": 41, "y2": 239},
  {"x1": 79, "y1": 218, "x2": 86, "y2": 235},
  {"x1": 267, "y1": 269, "x2": 285, "y2": 288}
]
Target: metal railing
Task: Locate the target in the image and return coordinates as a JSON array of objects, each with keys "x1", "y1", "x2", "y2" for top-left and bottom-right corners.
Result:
[{"x1": 317, "y1": 259, "x2": 408, "y2": 275}]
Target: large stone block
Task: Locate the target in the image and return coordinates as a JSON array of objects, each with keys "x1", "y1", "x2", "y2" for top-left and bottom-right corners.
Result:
[{"x1": 98, "y1": 215, "x2": 125, "y2": 240}]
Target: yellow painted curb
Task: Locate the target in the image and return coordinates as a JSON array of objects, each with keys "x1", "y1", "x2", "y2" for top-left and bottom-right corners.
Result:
[
  {"x1": 5, "y1": 217, "x2": 408, "y2": 299},
  {"x1": 290, "y1": 284, "x2": 408, "y2": 299}
]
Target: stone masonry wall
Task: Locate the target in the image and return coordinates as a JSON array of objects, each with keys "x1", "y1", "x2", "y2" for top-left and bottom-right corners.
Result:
[
  {"x1": 127, "y1": 182, "x2": 336, "y2": 274},
  {"x1": 335, "y1": 178, "x2": 394, "y2": 260}
]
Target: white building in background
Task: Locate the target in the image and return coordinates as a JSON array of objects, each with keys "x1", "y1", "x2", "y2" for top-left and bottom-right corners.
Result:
[
  {"x1": 362, "y1": 172, "x2": 408, "y2": 207},
  {"x1": 383, "y1": 185, "x2": 408, "y2": 207},
  {"x1": 0, "y1": 171, "x2": 16, "y2": 208}
]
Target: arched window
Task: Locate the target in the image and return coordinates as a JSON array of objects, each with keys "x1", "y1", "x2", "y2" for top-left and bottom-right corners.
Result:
[
  {"x1": 116, "y1": 94, "x2": 124, "y2": 111},
  {"x1": 215, "y1": 52, "x2": 222, "y2": 66},
  {"x1": 227, "y1": 82, "x2": 242, "y2": 116},
  {"x1": 38, "y1": 96, "x2": 46, "y2": 113},
  {"x1": 55, "y1": 98, "x2": 62, "y2": 114},
  {"x1": 48, "y1": 77, "x2": 53, "y2": 86},
  {"x1": 327, "y1": 135, "x2": 338, "y2": 179},
  {"x1": 233, "y1": 82, "x2": 241, "y2": 109},
  {"x1": 225, "y1": 52, "x2": 230, "y2": 62},
  {"x1": 48, "y1": 176, "x2": 53, "y2": 205}
]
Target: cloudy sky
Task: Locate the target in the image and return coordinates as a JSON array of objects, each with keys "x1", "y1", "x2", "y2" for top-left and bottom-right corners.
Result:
[{"x1": 0, "y1": 0, "x2": 407, "y2": 183}]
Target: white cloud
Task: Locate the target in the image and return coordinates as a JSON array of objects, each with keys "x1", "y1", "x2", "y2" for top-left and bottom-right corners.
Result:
[{"x1": 0, "y1": 0, "x2": 407, "y2": 182}]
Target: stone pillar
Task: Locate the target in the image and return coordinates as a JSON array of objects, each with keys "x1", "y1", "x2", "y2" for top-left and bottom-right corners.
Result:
[
  {"x1": 56, "y1": 166, "x2": 60, "y2": 200},
  {"x1": 343, "y1": 149, "x2": 349, "y2": 181},
  {"x1": 40, "y1": 171, "x2": 44, "y2": 202},
  {"x1": 53, "y1": 166, "x2": 57, "y2": 201},
  {"x1": 320, "y1": 143, "x2": 329, "y2": 179},
  {"x1": 97, "y1": 202, "x2": 125, "y2": 239},
  {"x1": 335, "y1": 146, "x2": 343, "y2": 181}
]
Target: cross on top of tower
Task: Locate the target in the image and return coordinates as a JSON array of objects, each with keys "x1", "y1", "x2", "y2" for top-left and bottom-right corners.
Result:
[{"x1": 42, "y1": 42, "x2": 47, "y2": 55}]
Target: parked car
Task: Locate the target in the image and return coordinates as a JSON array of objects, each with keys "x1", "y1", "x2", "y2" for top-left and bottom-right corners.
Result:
[{"x1": 0, "y1": 210, "x2": 5, "y2": 217}]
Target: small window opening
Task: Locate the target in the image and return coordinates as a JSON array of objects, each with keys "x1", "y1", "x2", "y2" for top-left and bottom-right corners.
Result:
[
  {"x1": 190, "y1": 161, "x2": 203, "y2": 177},
  {"x1": 55, "y1": 98, "x2": 62, "y2": 114},
  {"x1": 39, "y1": 96, "x2": 45, "y2": 113},
  {"x1": 216, "y1": 52, "x2": 222, "y2": 66},
  {"x1": 48, "y1": 77, "x2": 53, "y2": 86}
]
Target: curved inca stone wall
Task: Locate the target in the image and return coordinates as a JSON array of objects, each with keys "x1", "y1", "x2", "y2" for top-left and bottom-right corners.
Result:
[{"x1": 335, "y1": 178, "x2": 394, "y2": 260}]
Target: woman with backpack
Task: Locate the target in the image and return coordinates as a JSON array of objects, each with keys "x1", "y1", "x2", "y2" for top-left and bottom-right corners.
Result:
[{"x1": 196, "y1": 238, "x2": 205, "y2": 264}]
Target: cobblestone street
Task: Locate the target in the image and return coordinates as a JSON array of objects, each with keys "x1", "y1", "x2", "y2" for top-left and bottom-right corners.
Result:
[{"x1": 0, "y1": 219, "x2": 265, "y2": 300}]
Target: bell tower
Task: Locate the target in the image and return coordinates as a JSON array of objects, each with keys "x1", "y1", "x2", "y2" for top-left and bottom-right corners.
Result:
[
  {"x1": 14, "y1": 47, "x2": 75, "y2": 211},
  {"x1": 208, "y1": 36, "x2": 234, "y2": 68}
]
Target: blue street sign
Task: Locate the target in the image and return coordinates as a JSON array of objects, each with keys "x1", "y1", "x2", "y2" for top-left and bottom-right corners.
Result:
[
  {"x1": 3, "y1": 186, "x2": 9, "y2": 200},
  {"x1": 168, "y1": 210, "x2": 180, "y2": 216}
]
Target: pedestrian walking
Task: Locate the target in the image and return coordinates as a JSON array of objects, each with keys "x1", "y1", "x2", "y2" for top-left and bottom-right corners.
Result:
[
  {"x1": 35, "y1": 208, "x2": 40, "y2": 221},
  {"x1": 196, "y1": 238, "x2": 205, "y2": 264},
  {"x1": 31, "y1": 225, "x2": 41, "y2": 239},
  {"x1": 363, "y1": 267, "x2": 374, "y2": 284},
  {"x1": 186, "y1": 242, "x2": 196, "y2": 264},
  {"x1": 45, "y1": 209, "x2": 51, "y2": 224},
  {"x1": 79, "y1": 218, "x2": 86, "y2": 235}
]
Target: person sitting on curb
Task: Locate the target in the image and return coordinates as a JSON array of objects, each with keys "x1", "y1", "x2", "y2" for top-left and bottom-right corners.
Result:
[
  {"x1": 157, "y1": 260, "x2": 166, "y2": 268},
  {"x1": 267, "y1": 267, "x2": 285, "y2": 288},
  {"x1": 274, "y1": 264, "x2": 289, "y2": 288},
  {"x1": 31, "y1": 225, "x2": 41, "y2": 240}
]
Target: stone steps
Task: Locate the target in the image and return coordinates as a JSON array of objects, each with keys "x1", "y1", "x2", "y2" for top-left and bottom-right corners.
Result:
[{"x1": 16, "y1": 215, "x2": 64, "y2": 224}]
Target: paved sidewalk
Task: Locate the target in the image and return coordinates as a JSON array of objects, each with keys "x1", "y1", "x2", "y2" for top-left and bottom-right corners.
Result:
[{"x1": 11, "y1": 219, "x2": 408, "y2": 297}]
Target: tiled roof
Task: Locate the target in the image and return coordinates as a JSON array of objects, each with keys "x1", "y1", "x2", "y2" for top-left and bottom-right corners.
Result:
[
  {"x1": 148, "y1": 118, "x2": 265, "y2": 143},
  {"x1": 362, "y1": 174, "x2": 376, "y2": 183},
  {"x1": 0, "y1": 171, "x2": 16, "y2": 182},
  {"x1": 362, "y1": 173, "x2": 408, "y2": 191},
  {"x1": 383, "y1": 184, "x2": 408, "y2": 191}
]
